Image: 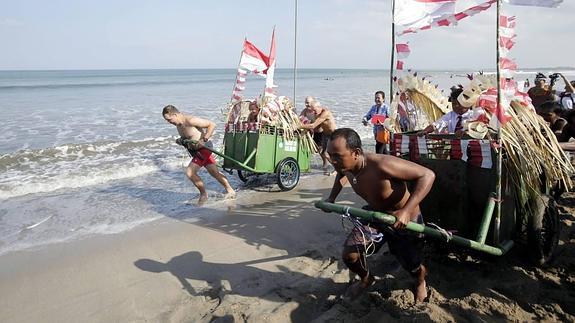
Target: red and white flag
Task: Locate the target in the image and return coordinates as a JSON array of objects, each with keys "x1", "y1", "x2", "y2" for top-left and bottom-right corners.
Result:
[
  {"x1": 264, "y1": 29, "x2": 277, "y2": 97},
  {"x1": 396, "y1": 43, "x2": 411, "y2": 59},
  {"x1": 394, "y1": 0, "x2": 457, "y2": 30},
  {"x1": 232, "y1": 33, "x2": 277, "y2": 102},
  {"x1": 503, "y1": 0, "x2": 562, "y2": 7},
  {"x1": 239, "y1": 39, "x2": 270, "y2": 75},
  {"x1": 398, "y1": 0, "x2": 497, "y2": 36},
  {"x1": 499, "y1": 15, "x2": 516, "y2": 28},
  {"x1": 478, "y1": 88, "x2": 513, "y2": 127},
  {"x1": 396, "y1": 60, "x2": 405, "y2": 70}
]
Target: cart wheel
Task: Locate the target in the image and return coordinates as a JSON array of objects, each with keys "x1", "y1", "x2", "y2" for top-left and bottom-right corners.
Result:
[
  {"x1": 237, "y1": 169, "x2": 251, "y2": 183},
  {"x1": 276, "y1": 158, "x2": 300, "y2": 191},
  {"x1": 527, "y1": 195, "x2": 559, "y2": 266}
]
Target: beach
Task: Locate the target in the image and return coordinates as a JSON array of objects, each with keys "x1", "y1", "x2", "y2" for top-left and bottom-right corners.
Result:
[
  {"x1": 1, "y1": 68, "x2": 575, "y2": 321},
  {"x1": 1, "y1": 173, "x2": 574, "y2": 322}
]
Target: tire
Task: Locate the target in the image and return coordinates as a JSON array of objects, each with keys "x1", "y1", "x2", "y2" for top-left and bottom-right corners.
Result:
[
  {"x1": 237, "y1": 169, "x2": 251, "y2": 183},
  {"x1": 527, "y1": 195, "x2": 560, "y2": 266},
  {"x1": 276, "y1": 158, "x2": 300, "y2": 191}
]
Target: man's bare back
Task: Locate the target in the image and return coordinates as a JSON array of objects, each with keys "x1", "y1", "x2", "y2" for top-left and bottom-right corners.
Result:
[{"x1": 314, "y1": 108, "x2": 336, "y2": 135}]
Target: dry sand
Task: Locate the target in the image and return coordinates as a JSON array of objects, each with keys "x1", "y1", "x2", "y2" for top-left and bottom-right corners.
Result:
[{"x1": 0, "y1": 174, "x2": 573, "y2": 322}]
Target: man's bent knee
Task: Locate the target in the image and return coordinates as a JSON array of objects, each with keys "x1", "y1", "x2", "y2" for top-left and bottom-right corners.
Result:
[
  {"x1": 342, "y1": 247, "x2": 362, "y2": 266},
  {"x1": 186, "y1": 164, "x2": 201, "y2": 179}
]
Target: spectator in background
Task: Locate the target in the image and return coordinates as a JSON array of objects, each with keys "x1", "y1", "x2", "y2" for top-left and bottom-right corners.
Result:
[
  {"x1": 557, "y1": 73, "x2": 575, "y2": 111},
  {"x1": 362, "y1": 91, "x2": 390, "y2": 154},
  {"x1": 538, "y1": 101, "x2": 566, "y2": 138},
  {"x1": 558, "y1": 109, "x2": 575, "y2": 143},
  {"x1": 528, "y1": 73, "x2": 557, "y2": 109},
  {"x1": 417, "y1": 86, "x2": 476, "y2": 137}
]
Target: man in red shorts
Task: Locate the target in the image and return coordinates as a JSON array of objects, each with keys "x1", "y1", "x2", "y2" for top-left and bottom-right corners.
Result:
[{"x1": 163, "y1": 105, "x2": 235, "y2": 205}]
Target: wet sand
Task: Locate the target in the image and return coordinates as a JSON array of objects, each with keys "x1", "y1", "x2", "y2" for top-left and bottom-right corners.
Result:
[{"x1": 0, "y1": 174, "x2": 573, "y2": 322}]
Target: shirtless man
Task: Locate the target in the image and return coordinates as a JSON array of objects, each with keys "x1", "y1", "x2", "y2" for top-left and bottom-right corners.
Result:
[
  {"x1": 325, "y1": 128, "x2": 435, "y2": 303},
  {"x1": 300, "y1": 96, "x2": 337, "y2": 174},
  {"x1": 162, "y1": 105, "x2": 235, "y2": 205}
]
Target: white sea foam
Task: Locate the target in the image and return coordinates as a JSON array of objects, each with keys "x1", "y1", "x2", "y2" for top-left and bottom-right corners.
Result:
[{"x1": 0, "y1": 164, "x2": 161, "y2": 199}]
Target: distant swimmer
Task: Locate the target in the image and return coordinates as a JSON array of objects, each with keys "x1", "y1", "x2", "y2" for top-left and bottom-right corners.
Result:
[
  {"x1": 325, "y1": 128, "x2": 435, "y2": 303},
  {"x1": 163, "y1": 105, "x2": 235, "y2": 205}
]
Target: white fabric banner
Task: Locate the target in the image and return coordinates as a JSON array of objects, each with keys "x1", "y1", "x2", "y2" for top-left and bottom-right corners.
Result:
[
  {"x1": 503, "y1": 0, "x2": 562, "y2": 7},
  {"x1": 394, "y1": 0, "x2": 457, "y2": 29}
]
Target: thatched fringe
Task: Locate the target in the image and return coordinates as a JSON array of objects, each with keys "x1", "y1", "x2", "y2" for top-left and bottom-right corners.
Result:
[
  {"x1": 498, "y1": 101, "x2": 574, "y2": 208},
  {"x1": 407, "y1": 89, "x2": 447, "y2": 122}
]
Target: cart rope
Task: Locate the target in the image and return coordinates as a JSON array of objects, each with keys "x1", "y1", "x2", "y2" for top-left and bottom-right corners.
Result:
[
  {"x1": 340, "y1": 207, "x2": 384, "y2": 255},
  {"x1": 427, "y1": 222, "x2": 453, "y2": 242}
]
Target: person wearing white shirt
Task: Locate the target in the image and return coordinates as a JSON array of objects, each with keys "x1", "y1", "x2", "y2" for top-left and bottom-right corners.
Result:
[
  {"x1": 557, "y1": 73, "x2": 575, "y2": 111},
  {"x1": 418, "y1": 87, "x2": 474, "y2": 137}
]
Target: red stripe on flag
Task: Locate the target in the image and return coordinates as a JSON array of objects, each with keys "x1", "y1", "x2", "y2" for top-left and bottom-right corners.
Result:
[
  {"x1": 396, "y1": 43, "x2": 410, "y2": 54},
  {"x1": 499, "y1": 36, "x2": 515, "y2": 50},
  {"x1": 455, "y1": 12, "x2": 469, "y2": 20},
  {"x1": 243, "y1": 40, "x2": 269, "y2": 62},
  {"x1": 500, "y1": 15, "x2": 516, "y2": 28},
  {"x1": 450, "y1": 139, "x2": 463, "y2": 160},
  {"x1": 499, "y1": 57, "x2": 517, "y2": 70},
  {"x1": 409, "y1": 136, "x2": 420, "y2": 161},
  {"x1": 396, "y1": 61, "x2": 404, "y2": 70},
  {"x1": 468, "y1": 141, "x2": 483, "y2": 167},
  {"x1": 436, "y1": 19, "x2": 450, "y2": 26},
  {"x1": 391, "y1": 134, "x2": 402, "y2": 156}
]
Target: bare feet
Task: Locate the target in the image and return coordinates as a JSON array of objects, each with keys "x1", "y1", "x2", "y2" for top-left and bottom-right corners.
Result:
[
  {"x1": 414, "y1": 280, "x2": 429, "y2": 303},
  {"x1": 413, "y1": 265, "x2": 429, "y2": 303},
  {"x1": 223, "y1": 190, "x2": 236, "y2": 200},
  {"x1": 343, "y1": 274, "x2": 375, "y2": 300},
  {"x1": 197, "y1": 193, "x2": 208, "y2": 206}
]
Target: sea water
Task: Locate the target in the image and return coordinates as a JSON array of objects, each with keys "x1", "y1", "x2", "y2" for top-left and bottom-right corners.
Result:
[{"x1": 0, "y1": 68, "x2": 573, "y2": 255}]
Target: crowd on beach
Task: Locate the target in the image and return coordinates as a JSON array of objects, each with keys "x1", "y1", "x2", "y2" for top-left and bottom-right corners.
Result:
[
  {"x1": 159, "y1": 71, "x2": 574, "y2": 304},
  {"x1": 527, "y1": 72, "x2": 575, "y2": 145}
]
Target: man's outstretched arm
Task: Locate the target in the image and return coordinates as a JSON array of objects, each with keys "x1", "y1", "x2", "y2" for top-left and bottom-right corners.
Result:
[
  {"x1": 381, "y1": 157, "x2": 435, "y2": 228},
  {"x1": 325, "y1": 172, "x2": 345, "y2": 203}
]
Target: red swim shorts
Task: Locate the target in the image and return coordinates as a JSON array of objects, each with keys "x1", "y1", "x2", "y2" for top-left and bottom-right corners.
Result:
[{"x1": 191, "y1": 147, "x2": 217, "y2": 167}]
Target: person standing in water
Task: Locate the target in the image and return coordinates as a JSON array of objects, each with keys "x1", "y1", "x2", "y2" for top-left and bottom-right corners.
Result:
[{"x1": 162, "y1": 105, "x2": 235, "y2": 205}]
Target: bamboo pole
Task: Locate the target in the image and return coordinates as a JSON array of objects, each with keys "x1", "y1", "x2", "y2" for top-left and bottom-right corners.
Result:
[
  {"x1": 315, "y1": 201, "x2": 514, "y2": 256},
  {"x1": 293, "y1": 0, "x2": 298, "y2": 108},
  {"x1": 494, "y1": 0, "x2": 503, "y2": 244},
  {"x1": 230, "y1": 37, "x2": 246, "y2": 104}
]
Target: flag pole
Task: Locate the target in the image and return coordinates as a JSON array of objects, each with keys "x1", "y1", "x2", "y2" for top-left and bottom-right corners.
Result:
[
  {"x1": 230, "y1": 37, "x2": 246, "y2": 104},
  {"x1": 389, "y1": 0, "x2": 396, "y2": 104},
  {"x1": 494, "y1": 0, "x2": 503, "y2": 244},
  {"x1": 293, "y1": 0, "x2": 299, "y2": 108}
]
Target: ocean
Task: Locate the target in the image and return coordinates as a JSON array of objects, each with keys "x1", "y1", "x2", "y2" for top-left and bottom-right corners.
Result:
[{"x1": 1, "y1": 68, "x2": 573, "y2": 255}]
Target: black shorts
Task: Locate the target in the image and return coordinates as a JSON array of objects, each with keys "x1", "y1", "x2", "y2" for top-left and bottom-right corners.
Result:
[
  {"x1": 344, "y1": 214, "x2": 424, "y2": 273},
  {"x1": 313, "y1": 132, "x2": 329, "y2": 152}
]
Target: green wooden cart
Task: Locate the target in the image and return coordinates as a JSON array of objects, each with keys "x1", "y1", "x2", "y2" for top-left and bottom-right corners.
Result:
[
  {"x1": 315, "y1": 133, "x2": 560, "y2": 265},
  {"x1": 186, "y1": 123, "x2": 311, "y2": 191}
]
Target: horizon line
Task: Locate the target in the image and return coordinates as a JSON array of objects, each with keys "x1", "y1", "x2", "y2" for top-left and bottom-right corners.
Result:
[{"x1": 1, "y1": 66, "x2": 573, "y2": 72}]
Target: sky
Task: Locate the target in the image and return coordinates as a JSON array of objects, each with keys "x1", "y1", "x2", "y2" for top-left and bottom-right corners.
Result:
[{"x1": 0, "y1": 0, "x2": 572, "y2": 70}]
